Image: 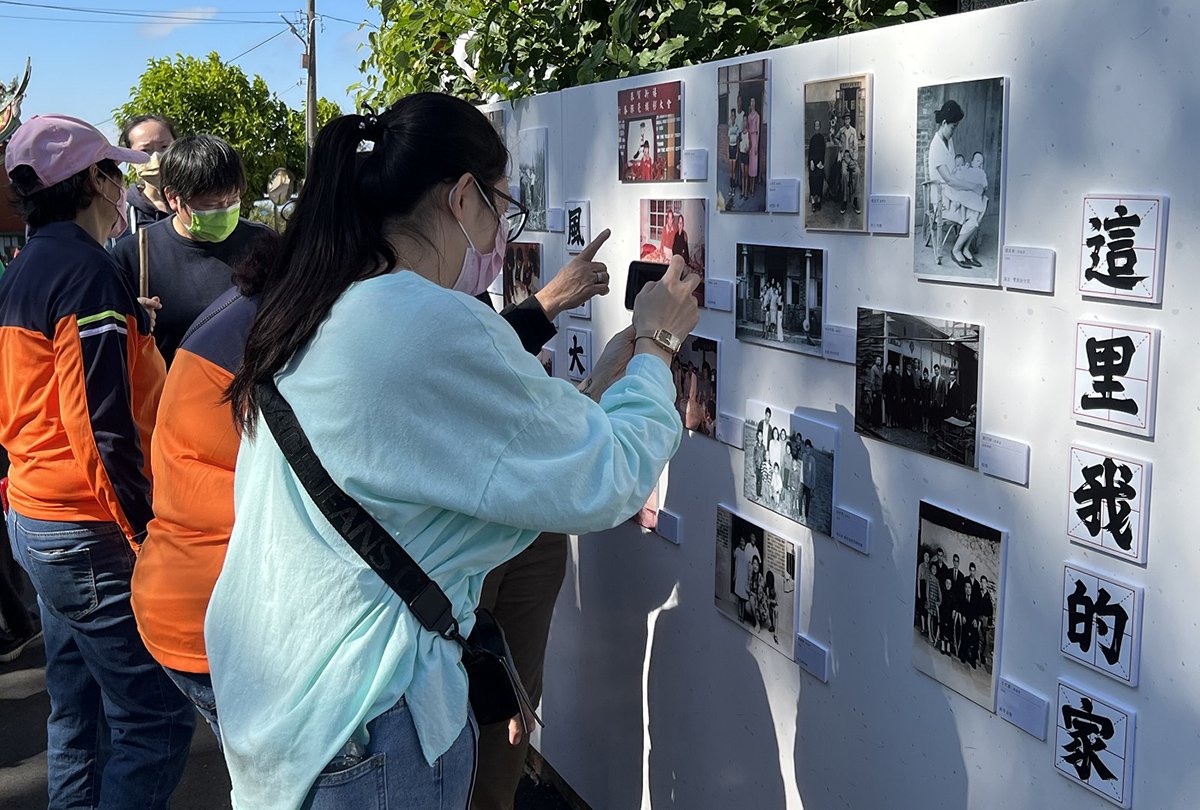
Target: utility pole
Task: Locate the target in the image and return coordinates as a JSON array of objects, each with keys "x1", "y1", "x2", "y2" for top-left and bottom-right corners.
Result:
[
  {"x1": 305, "y1": 0, "x2": 317, "y2": 176},
  {"x1": 283, "y1": 3, "x2": 318, "y2": 176}
]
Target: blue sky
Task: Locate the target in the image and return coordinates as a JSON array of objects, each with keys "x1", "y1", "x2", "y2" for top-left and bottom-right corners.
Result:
[{"x1": 3, "y1": 1, "x2": 382, "y2": 140}]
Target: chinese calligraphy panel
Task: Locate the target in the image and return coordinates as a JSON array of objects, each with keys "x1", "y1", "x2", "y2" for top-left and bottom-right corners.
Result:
[
  {"x1": 565, "y1": 327, "x2": 591, "y2": 382},
  {"x1": 1055, "y1": 681, "x2": 1135, "y2": 807},
  {"x1": 1078, "y1": 195, "x2": 1167, "y2": 304},
  {"x1": 563, "y1": 199, "x2": 590, "y2": 254},
  {"x1": 1060, "y1": 564, "x2": 1143, "y2": 686},
  {"x1": 1072, "y1": 321, "x2": 1158, "y2": 437},
  {"x1": 1067, "y1": 445, "x2": 1150, "y2": 564}
]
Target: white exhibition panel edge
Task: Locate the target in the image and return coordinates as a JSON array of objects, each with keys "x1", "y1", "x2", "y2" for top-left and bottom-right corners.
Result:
[{"x1": 488, "y1": 2, "x2": 1200, "y2": 808}]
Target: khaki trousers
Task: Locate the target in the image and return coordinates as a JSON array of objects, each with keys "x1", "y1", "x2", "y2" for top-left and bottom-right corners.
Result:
[{"x1": 471, "y1": 532, "x2": 569, "y2": 810}]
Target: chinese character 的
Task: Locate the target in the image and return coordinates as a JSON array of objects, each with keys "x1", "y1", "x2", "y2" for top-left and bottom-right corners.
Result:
[{"x1": 1066, "y1": 578, "x2": 1129, "y2": 666}]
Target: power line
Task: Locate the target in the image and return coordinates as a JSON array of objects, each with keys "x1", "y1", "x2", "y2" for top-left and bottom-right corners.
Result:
[
  {"x1": 227, "y1": 27, "x2": 290, "y2": 64},
  {"x1": 0, "y1": 1, "x2": 282, "y2": 23},
  {"x1": 323, "y1": 13, "x2": 380, "y2": 31}
]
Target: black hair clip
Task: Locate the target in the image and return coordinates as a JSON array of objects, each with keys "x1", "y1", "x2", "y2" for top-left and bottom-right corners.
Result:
[{"x1": 358, "y1": 106, "x2": 383, "y2": 143}]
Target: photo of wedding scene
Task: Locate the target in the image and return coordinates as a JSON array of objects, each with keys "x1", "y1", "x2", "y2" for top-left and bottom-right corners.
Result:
[
  {"x1": 855, "y1": 308, "x2": 981, "y2": 468},
  {"x1": 670, "y1": 336, "x2": 718, "y2": 438},
  {"x1": 914, "y1": 77, "x2": 1006, "y2": 285},
  {"x1": 735, "y1": 243, "x2": 824, "y2": 357},
  {"x1": 617, "y1": 80, "x2": 683, "y2": 182},
  {"x1": 912, "y1": 501, "x2": 1006, "y2": 711},
  {"x1": 639, "y1": 198, "x2": 707, "y2": 304},
  {"x1": 716, "y1": 59, "x2": 769, "y2": 213},
  {"x1": 714, "y1": 505, "x2": 797, "y2": 660},
  {"x1": 804, "y1": 74, "x2": 870, "y2": 232},
  {"x1": 503, "y1": 242, "x2": 542, "y2": 307},
  {"x1": 741, "y1": 401, "x2": 837, "y2": 536}
]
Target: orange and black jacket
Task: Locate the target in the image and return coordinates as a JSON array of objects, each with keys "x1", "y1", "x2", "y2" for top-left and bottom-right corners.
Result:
[{"x1": 0, "y1": 221, "x2": 165, "y2": 543}]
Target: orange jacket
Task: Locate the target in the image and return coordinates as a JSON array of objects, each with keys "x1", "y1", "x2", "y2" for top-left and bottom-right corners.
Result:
[
  {"x1": 0, "y1": 222, "x2": 163, "y2": 542},
  {"x1": 131, "y1": 287, "x2": 253, "y2": 672}
]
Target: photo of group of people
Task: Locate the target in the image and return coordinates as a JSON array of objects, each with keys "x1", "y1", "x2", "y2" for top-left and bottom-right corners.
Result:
[
  {"x1": 741, "y1": 401, "x2": 837, "y2": 537},
  {"x1": 503, "y1": 242, "x2": 542, "y2": 307},
  {"x1": 855, "y1": 308, "x2": 981, "y2": 467},
  {"x1": 735, "y1": 243, "x2": 825, "y2": 356},
  {"x1": 639, "y1": 198, "x2": 707, "y2": 304},
  {"x1": 518, "y1": 126, "x2": 549, "y2": 232},
  {"x1": 617, "y1": 81, "x2": 683, "y2": 182},
  {"x1": 716, "y1": 59, "x2": 769, "y2": 213},
  {"x1": 804, "y1": 74, "x2": 870, "y2": 232},
  {"x1": 912, "y1": 501, "x2": 1005, "y2": 710},
  {"x1": 714, "y1": 505, "x2": 797, "y2": 660},
  {"x1": 671, "y1": 336, "x2": 718, "y2": 438}
]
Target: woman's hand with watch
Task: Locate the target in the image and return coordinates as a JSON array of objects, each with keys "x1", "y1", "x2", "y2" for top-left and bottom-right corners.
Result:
[{"x1": 631, "y1": 255, "x2": 700, "y2": 365}]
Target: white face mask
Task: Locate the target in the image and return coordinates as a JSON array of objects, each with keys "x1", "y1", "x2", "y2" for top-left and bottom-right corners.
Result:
[{"x1": 450, "y1": 179, "x2": 506, "y2": 296}]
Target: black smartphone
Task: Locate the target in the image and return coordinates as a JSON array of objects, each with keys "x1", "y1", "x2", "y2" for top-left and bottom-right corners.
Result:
[{"x1": 625, "y1": 261, "x2": 669, "y2": 310}]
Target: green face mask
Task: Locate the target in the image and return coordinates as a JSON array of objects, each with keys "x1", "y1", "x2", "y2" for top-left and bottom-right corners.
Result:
[{"x1": 185, "y1": 201, "x2": 240, "y2": 243}]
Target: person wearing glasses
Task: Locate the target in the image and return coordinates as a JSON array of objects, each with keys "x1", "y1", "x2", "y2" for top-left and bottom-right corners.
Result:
[
  {"x1": 111, "y1": 134, "x2": 274, "y2": 366},
  {"x1": 128, "y1": 137, "x2": 610, "y2": 763}
]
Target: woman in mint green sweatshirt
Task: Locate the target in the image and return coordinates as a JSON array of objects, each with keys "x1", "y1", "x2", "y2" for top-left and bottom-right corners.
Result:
[{"x1": 204, "y1": 93, "x2": 700, "y2": 810}]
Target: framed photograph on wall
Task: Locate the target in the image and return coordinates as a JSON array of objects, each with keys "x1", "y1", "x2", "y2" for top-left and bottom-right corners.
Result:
[
  {"x1": 803, "y1": 74, "x2": 871, "y2": 232},
  {"x1": 518, "y1": 127, "x2": 549, "y2": 232},
  {"x1": 735, "y1": 244, "x2": 825, "y2": 357},
  {"x1": 741, "y1": 401, "x2": 837, "y2": 537},
  {"x1": 914, "y1": 76, "x2": 1007, "y2": 286},
  {"x1": 855, "y1": 308, "x2": 982, "y2": 468},
  {"x1": 502, "y1": 242, "x2": 542, "y2": 308},
  {"x1": 671, "y1": 335, "x2": 719, "y2": 439},
  {"x1": 639, "y1": 198, "x2": 706, "y2": 304},
  {"x1": 912, "y1": 501, "x2": 1006, "y2": 711},
  {"x1": 617, "y1": 81, "x2": 683, "y2": 183},
  {"x1": 717, "y1": 58, "x2": 769, "y2": 213},
  {"x1": 713, "y1": 504, "x2": 798, "y2": 660}
]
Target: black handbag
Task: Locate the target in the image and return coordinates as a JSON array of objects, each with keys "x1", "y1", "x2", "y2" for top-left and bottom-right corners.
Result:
[{"x1": 256, "y1": 381, "x2": 541, "y2": 731}]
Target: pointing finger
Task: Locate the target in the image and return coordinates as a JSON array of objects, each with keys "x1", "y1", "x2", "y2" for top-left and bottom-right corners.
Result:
[{"x1": 578, "y1": 228, "x2": 612, "y2": 262}]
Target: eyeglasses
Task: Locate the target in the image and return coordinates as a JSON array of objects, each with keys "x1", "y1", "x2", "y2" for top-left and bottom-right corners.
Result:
[{"x1": 489, "y1": 186, "x2": 529, "y2": 242}]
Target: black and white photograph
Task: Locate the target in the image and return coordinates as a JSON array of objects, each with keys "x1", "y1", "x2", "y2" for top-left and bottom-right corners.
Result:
[
  {"x1": 1078, "y1": 195, "x2": 1167, "y2": 304},
  {"x1": 518, "y1": 126, "x2": 548, "y2": 232},
  {"x1": 716, "y1": 58, "x2": 769, "y2": 213},
  {"x1": 914, "y1": 77, "x2": 1006, "y2": 286},
  {"x1": 670, "y1": 335, "x2": 718, "y2": 439},
  {"x1": 1055, "y1": 680, "x2": 1136, "y2": 808},
  {"x1": 486, "y1": 108, "x2": 506, "y2": 141},
  {"x1": 714, "y1": 504, "x2": 798, "y2": 660},
  {"x1": 855, "y1": 308, "x2": 981, "y2": 467},
  {"x1": 912, "y1": 501, "x2": 1006, "y2": 711},
  {"x1": 804, "y1": 74, "x2": 870, "y2": 232},
  {"x1": 1061, "y1": 564, "x2": 1143, "y2": 687},
  {"x1": 502, "y1": 242, "x2": 542, "y2": 308},
  {"x1": 1067, "y1": 445, "x2": 1151, "y2": 565},
  {"x1": 735, "y1": 244, "x2": 824, "y2": 357},
  {"x1": 741, "y1": 401, "x2": 837, "y2": 537},
  {"x1": 565, "y1": 327, "x2": 591, "y2": 382},
  {"x1": 1072, "y1": 321, "x2": 1159, "y2": 438}
]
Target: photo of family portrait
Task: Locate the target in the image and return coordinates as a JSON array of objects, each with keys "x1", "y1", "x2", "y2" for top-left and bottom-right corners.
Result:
[
  {"x1": 855, "y1": 308, "x2": 982, "y2": 468},
  {"x1": 804, "y1": 74, "x2": 870, "y2": 232},
  {"x1": 503, "y1": 242, "x2": 542, "y2": 308},
  {"x1": 716, "y1": 59, "x2": 769, "y2": 213},
  {"x1": 714, "y1": 505, "x2": 798, "y2": 660},
  {"x1": 735, "y1": 243, "x2": 824, "y2": 357},
  {"x1": 617, "y1": 81, "x2": 683, "y2": 182},
  {"x1": 741, "y1": 401, "x2": 837, "y2": 536},
  {"x1": 914, "y1": 77, "x2": 1006, "y2": 285},
  {"x1": 671, "y1": 336, "x2": 719, "y2": 439},
  {"x1": 639, "y1": 198, "x2": 707, "y2": 304},
  {"x1": 912, "y1": 501, "x2": 1006, "y2": 711}
]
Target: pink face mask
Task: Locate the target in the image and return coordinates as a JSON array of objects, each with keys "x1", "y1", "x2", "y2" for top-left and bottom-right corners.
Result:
[
  {"x1": 450, "y1": 179, "x2": 507, "y2": 296},
  {"x1": 98, "y1": 173, "x2": 128, "y2": 240}
]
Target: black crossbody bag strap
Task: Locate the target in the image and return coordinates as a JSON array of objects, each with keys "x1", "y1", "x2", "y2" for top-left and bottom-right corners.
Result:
[{"x1": 256, "y1": 380, "x2": 461, "y2": 642}]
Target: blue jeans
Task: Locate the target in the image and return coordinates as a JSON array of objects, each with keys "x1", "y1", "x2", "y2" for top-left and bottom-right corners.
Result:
[
  {"x1": 301, "y1": 697, "x2": 478, "y2": 809},
  {"x1": 7, "y1": 511, "x2": 196, "y2": 809},
  {"x1": 162, "y1": 667, "x2": 220, "y2": 747}
]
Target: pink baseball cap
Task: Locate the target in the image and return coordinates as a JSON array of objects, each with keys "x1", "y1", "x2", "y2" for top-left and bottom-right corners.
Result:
[{"x1": 4, "y1": 114, "x2": 148, "y2": 190}]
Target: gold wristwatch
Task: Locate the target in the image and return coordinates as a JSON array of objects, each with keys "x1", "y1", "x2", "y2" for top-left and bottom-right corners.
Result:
[{"x1": 637, "y1": 328, "x2": 683, "y2": 354}]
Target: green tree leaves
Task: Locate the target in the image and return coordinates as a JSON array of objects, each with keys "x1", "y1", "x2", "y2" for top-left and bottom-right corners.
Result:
[
  {"x1": 357, "y1": 0, "x2": 933, "y2": 106},
  {"x1": 114, "y1": 53, "x2": 341, "y2": 208}
]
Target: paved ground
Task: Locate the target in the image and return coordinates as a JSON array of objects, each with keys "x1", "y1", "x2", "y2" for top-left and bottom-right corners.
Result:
[{"x1": 0, "y1": 640, "x2": 574, "y2": 809}]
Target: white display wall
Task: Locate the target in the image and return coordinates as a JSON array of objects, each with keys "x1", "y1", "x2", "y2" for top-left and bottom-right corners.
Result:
[{"x1": 489, "y1": 2, "x2": 1200, "y2": 807}]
